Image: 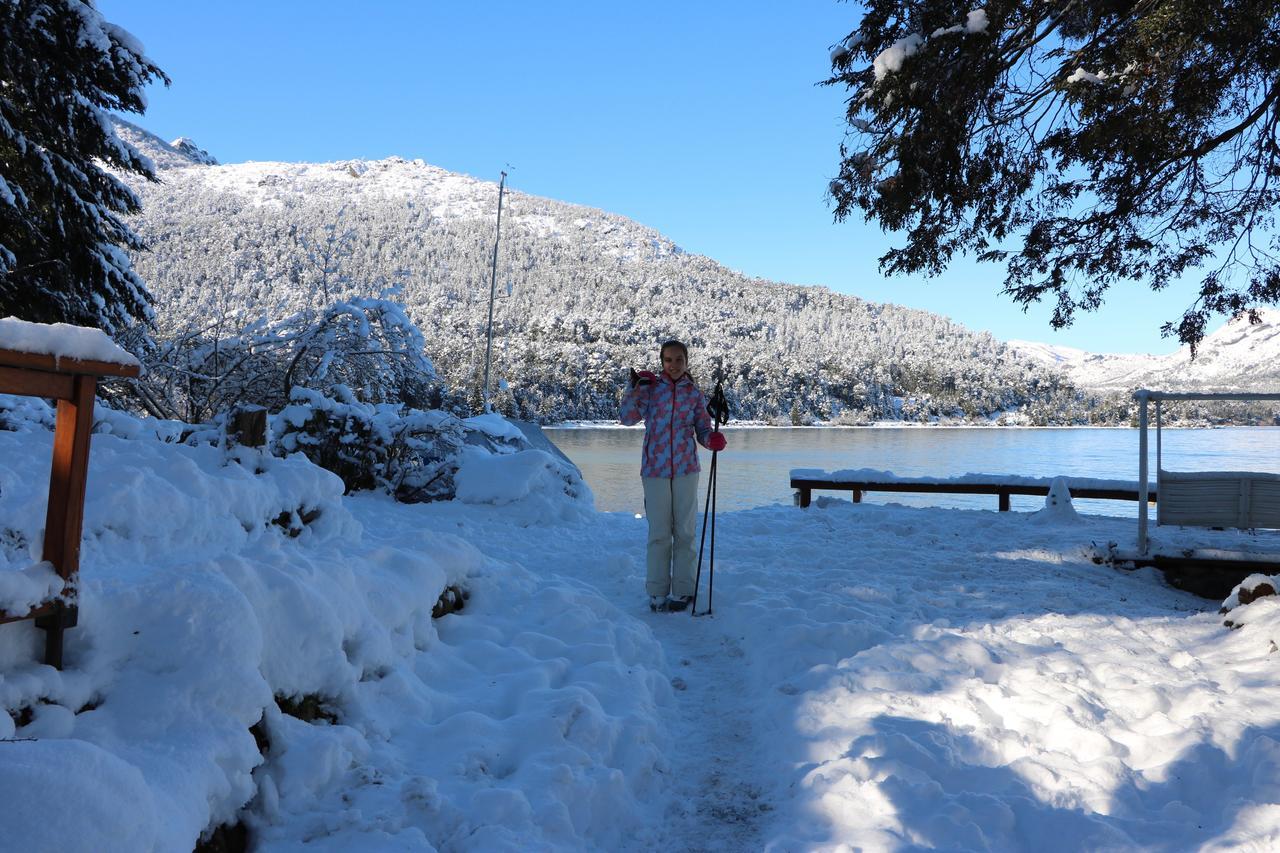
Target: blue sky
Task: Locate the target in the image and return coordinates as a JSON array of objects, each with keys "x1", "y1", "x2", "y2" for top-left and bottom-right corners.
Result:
[{"x1": 101, "y1": 0, "x2": 1198, "y2": 355}]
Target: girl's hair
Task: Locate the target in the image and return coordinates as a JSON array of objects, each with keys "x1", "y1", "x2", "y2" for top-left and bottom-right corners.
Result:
[
  {"x1": 660, "y1": 339, "x2": 694, "y2": 383},
  {"x1": 660, "y1": 339, "x2": 688, "y2": 361}
]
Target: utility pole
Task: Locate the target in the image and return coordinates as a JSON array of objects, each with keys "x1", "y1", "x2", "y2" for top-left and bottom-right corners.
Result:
[{"x1": 482, "y1": 170, "x2": 507, "y2": 413}]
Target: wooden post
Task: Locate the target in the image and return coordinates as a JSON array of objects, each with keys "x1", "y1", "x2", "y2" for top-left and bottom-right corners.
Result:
[
  {"x1": 998, "y1": 491, "x2": 1010, "y2": 512},
  {"x1": 43, "y1": 376, "x2": 97, "y2": 579},
  {"x1": 228, "y1": 406, "x2": 267, "y2": 448},
  {"x1": 37, "y1": 375, "x2": 97, "y2": 668}
]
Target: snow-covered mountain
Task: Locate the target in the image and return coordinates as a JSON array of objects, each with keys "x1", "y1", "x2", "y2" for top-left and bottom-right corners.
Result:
[
  {"x1": 113, "y1": 118, "x2": 215, "y2": 171},
  {"x1": 1010, "y1": 310, "x2": 1280, "y2": 392},
  {"x1": 112, "y1": 119, "x2": 1094, "y2": 424}
]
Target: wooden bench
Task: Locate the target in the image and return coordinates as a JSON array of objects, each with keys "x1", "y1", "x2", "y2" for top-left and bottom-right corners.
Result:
[
  {"x1": 0, "y1": 343, "x2": 139, "y2": 669},
  {"x1": 791, "y1": 475, "x2": 1154, "y2": 511}
]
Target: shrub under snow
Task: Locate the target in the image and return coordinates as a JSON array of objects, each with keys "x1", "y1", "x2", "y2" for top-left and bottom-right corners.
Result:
[{"x1": 271, "y1": 387, "x2": 591, "y2": 510}]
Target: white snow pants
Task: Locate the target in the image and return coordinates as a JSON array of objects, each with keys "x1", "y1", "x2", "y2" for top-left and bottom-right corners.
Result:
[{"x1": 642, "y1": 473, "x2": 699, "y2": 598}]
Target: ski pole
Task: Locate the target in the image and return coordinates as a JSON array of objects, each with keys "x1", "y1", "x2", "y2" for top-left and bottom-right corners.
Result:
[
  {"x1": 691, "y1": 448, "x2": 716, "y2": 616},
  {"x1": 693, "y1": 373, "x2": 729, "y2": 617},
  {"x1": 706, "y1": 448, "x2": 718, "y2": 616}
]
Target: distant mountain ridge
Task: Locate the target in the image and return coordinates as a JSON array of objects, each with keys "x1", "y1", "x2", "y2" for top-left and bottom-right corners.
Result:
[
  {"x1": 110, "y1": 119, "x2": 1109, "y2": 424},
  {"x1": 1010, "y1": 311, "x2": 1280, "y2": 393}
]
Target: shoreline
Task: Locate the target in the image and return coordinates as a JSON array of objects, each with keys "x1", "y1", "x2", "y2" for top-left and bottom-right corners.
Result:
[{"x1": 543, "y1": 421, "x2": 1254, "y2": 431}]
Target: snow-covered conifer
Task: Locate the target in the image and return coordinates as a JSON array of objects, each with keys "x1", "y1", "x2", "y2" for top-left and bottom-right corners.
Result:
[{"x1": 0, "y1": 0, "x2": 167, "y2": 332}]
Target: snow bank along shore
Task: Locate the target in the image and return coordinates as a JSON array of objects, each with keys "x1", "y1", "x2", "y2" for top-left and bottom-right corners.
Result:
[{"x1": 3, "y1": 394, "x2": 1280, "y2": 851}]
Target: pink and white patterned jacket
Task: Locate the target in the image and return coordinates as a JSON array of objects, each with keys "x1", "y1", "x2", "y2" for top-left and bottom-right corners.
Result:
[{"x1": 620, "y1": 373, "x2": 713, "y2": 479}]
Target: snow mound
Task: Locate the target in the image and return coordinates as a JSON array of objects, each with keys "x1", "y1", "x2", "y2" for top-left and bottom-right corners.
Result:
[
  {"x1": 0, "y1": 740, "x2": 160, "y2": 849},
  {"x1": 0, "y1": 405, "x2": 451, "y2": 846},
  {"x1": 454, "y1": 448, "x2": 594, "y2": 523},
  {"x1": 463, "y1": 412, "x2": 527, "y2": 443}
]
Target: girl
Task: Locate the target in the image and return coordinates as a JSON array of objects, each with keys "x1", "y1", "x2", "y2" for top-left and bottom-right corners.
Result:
[{"x1": 619, "y1": 340, "x2": 727, "y2": 611}]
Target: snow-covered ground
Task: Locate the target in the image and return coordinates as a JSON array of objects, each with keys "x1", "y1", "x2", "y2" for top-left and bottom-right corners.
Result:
[{"x1": 4, "y1": 399, "x2": 1280, "y2": 851}]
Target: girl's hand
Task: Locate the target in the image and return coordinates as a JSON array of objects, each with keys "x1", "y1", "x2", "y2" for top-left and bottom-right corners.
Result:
[
  {"x1": 707, "y1": 432, "x2": 726, "y2": 452},
  {"x1": 631, "y1": 369, "x2": 658, "y2": 388}
]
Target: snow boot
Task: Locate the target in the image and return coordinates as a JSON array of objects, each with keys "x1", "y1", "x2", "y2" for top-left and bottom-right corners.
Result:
[
  {"x1": 665, "y1": 595, "x2": 693, "y2": 613},
  {"x1": 649, "y1": 595, "x2": 668, "y2": 612}
]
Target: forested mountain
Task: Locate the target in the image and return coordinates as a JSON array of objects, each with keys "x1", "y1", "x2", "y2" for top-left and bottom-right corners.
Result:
[{"x1": 115, "y1": 119, "x2": 1096, "y2": 425}]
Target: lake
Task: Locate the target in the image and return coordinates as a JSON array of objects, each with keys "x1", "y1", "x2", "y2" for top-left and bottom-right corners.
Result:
[{"x1": 544, "y1": 426, "x2": 1280, "y2": 516}]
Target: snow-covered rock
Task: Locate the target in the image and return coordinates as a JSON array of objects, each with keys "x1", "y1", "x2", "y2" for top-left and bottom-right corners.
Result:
[
  {"x1": 1221, "y1": 573, "x2": 1279, "y2": 627},
  {"x1": 110, "y1": 117, "x2": 217, "y2": 170},
  {"x1": 170, "y1": 136, "x2": 218, "y2": 166}
]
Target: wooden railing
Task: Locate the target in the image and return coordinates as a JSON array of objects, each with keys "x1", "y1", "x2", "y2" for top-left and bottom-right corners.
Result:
[{"x1": 791, "y1": 475, "x2": 1155, "y2": 512}]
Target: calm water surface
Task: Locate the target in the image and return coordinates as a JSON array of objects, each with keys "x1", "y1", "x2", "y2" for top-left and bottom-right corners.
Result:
[{"x1": 544, "y1": 426, "x2": 1280, "y2": 516}]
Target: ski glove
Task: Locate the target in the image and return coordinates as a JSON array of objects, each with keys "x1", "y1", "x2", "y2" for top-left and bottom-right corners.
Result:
[
  {"x1": 630, "y1": 369, "x2": 659, "y2": 388},
  {"x1": 707, "y1": 432, "x2": 726, "y2": 452}
]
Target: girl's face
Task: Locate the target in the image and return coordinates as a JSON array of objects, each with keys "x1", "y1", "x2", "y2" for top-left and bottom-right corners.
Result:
[{"x1": 661, "y1": 346, "x2": 688, "y2": 381}]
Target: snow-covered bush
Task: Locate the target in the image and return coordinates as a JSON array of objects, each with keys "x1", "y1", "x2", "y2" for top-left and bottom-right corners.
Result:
[
  {"x1": 274, "y1": 298, "x2": 442, "y2": 408},
  {"x1": 274, "y1": 387, "x2": 397, "y2": 494},
  {"x1": 1, "y1": 393, "x2": 209, "y2": 445},
  {"x1": 117, "y1": 296, "x2": 452, "y2": 424},
  {"x1": 270, "y1": 386, "x2": 592, "y2": 514},
  {"x1": 0, "y1": 394, "x2": 55, "y2": 432},
  {"x1": 272, "y1": 387, "x2": 543, "y2": 503},
  {"x1": 384, "y1": 407, "x2": 472, "y2": 503}
]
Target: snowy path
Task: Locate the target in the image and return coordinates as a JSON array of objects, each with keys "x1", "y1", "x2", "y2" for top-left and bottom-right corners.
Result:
[
  {"x1": 430, "y1": 503, "x2": 779, "y2": 851},
  {"x1": 627, "y1": 601, "x2": 776, "y2": 851}
]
